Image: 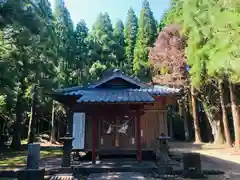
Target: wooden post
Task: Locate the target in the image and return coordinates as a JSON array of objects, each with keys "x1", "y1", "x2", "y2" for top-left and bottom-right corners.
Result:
[
  {"x1": 136, "y1": 109, "x2": 142, "y2": 162},
  {"x1": 92, "y1": 117, "x2": 97, "y2": 164}
]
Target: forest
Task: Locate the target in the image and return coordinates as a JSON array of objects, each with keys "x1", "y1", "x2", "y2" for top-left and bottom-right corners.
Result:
[{"x1": 0, "y1": 0, "x2": 240, "y2": 150}]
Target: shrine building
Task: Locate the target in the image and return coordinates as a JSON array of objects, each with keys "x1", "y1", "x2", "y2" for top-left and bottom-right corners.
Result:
[{"x1": 51, "y1": 69, "x2": 180, "y2": 164}]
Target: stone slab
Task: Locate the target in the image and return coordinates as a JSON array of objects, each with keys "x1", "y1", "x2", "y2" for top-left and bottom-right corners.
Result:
[
  {"x1": 17, "y1": 168, "x2": 45, "y2": 180},
  {"x1": 72, "y1": 160, "x2": 157, "y2": 174},
  {"x1": 87, "y1": 172, "x2": 145, "y2": 180}
]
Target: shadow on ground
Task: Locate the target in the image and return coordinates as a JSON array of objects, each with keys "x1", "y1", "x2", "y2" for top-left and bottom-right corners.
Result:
[{"x1": 200, "y1": 155, "x2": 240, "y2": 180}]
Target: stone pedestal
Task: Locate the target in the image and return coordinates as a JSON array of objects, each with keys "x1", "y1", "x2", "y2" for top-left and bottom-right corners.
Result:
[
  {"x1": 60, "y1": 134, "x2": 74, "y2": 167},
  {"x1": 18, "y1": 168, "x2": 45, "y2": 180},
  {"x1": 182, "y1": 153, "x2": 204, "y2": 178},
  {"x1": 27, "y1": 143, "x2": 40, "y2": 169},
  {"x1": 18, "y1": 143, "x2": 45, "y2": 180}
]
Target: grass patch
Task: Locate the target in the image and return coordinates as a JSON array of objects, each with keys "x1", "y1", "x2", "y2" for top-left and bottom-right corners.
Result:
[{"x1": 0, "y1": 149, "x2": 62, "y2": 167}]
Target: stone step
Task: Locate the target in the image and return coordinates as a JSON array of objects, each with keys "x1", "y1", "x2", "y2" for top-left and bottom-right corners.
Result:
[
  {"x1": 72, "y1": 165, "x2": 157, "y2": 174},
  {"x1": 48, "y1": 175, "x2": 74, "y2": 180},
  {"x1": 87, "y1": 172, "x2": 146, "y2": 180}
]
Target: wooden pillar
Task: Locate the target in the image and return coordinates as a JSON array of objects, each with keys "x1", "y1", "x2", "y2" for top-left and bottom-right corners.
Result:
[
  {"x1": 92, "y1": 117, "x2": 97, "y2": 164},
  {"x1": 136, "y1": 109, "x2": 142, "y2": 162},
  {"x1": 168, "y1": 106, "x2": 174, "y2": 139}
]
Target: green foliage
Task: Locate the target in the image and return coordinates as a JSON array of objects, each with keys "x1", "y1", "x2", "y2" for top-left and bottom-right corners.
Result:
[
  {"x1": 164, "y1": 0, "x2": 240, "y2": 86},
  {"x1": 0, "y1": 0, "x2": 165, "y2": 146},
  {"x1": 0, "y1": 0, "x2": 41, "y2": 33},
  {"x1": 124, "y1": 7, "x2": 138, "y2": 74},
  {"x1": 89, "y1": 61, "x2": 107, "y2": 79},
  {"x1": 158, "y1": 11, "x2": 167, "y2": 32},
  {"x1": 133, "y1": 0, "x2": 157, "y2": 79},
  {"x1": 113, "y1": 19, "x2": 125, "y2": 69},
  {"x1": 73, "y1": 20, "x2": 89, "y2": 85},
  {"x1": 162, "y1": 0, "x2": 240, "y2": 144},
  {"x1": 87, "y1": 12, "x2": 116, "y2": 70}
]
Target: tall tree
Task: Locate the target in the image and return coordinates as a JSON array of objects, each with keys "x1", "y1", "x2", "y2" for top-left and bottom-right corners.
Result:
[
  {"x1": 191, "y1": 87, "x2": 202, "y2": 143},
  {"x1": 53, "y1": 0, "x2": 64, "y2": 17},
  {"x1": 6, "y1": 0, "x2": 57, "y2": 148},
  {"x1": 133, "y1": 0, "x2": 157, "y2": 79},
  {"x1": 163, "y1": 0, "x2": 240, "y2": 145},
  {"x1": 0, "y1": 0, "x2": 59, "y2": 148},
  {"x1": 73, "y1": 20, "x2": 89, "y2": 85},
  {"x1": 0, "y1": 0, "x2": 40, "y2": 33},
  {"x1": 27, "y1": 84, "x2": 38, "y2": 143},
  {"x1": 87, "y1": 12, "x2": 116, "y2": 70},
  {"x1": 54, "y1": 0, "x2": 75, "y2": 86},
  {"x1": 158, "y1": 11, "x2": 167, "y2": 32},
  {"x1": 219, "y1": 80, "x2": 232, "y2": 146},
  {"x1": 124, "y1": 7, "x2": 138, "y2": 74},
  {"x1": 50, "y1": 100, "x2": 56, "y2": 143},
  {"x1": 149, "y1": 24, "x2": 191, "y2": 141},
  {"x1": 113, "y1": 19, "x2": 125, "y2": 68}
]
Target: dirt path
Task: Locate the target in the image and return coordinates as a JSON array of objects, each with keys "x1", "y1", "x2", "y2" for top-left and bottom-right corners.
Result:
[
  {"x1": 169, "y1": 142, "x2": 240, "y2": 180},
  {"x1": 201, "y1": 155, "x2": 240, "y2": 180}
]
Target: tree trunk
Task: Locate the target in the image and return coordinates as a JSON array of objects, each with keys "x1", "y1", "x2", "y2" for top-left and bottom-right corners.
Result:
[
  {"x1": 202, "y1": 101, "x2": 225, "y2": 144},
  {"x1": 57, "y1": 120, "x2": 60, "y2": 141},
  {"x1": 183, "y1": 98, "x2": 190, "y2": 141},
  {"x1": 191, "y1": 86, "x2": 202, "y2": 143},
  {"x1": 219, "y1": 80, "x2": 232, "y2": 147},
  {"x1": 178, "y1": 99, "x2": 190, "y2": 141},
  {"x1": 50, "y1": 100, "x2": 56, "y2": 143},
  {"x1": 229, "y1": 83, "x2": 240, "y2": 149},
  {"x1": 27, "y1": 85, "x2": 37, "y2": 144},
  {"x1": 10, "y1": 91, "x2": 24, "y2": 150},
  {"x1": 212, "y1": 120, "x2": 225, "y2": 145}
]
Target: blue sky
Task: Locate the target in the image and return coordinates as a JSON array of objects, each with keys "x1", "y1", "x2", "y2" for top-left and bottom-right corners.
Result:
[{"x1": 49, "y1": 0, "x2": 171, "y2": 28}]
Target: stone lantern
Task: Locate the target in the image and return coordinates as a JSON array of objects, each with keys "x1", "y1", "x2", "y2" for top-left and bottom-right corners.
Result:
[
  {"x1": 155, "y1": 133, "x2": 175, "y2": 174},
  {"x1": 156, "y1": 133, "x2": 171, "y2": 163},
  {"x1": 60, "y1": 132, "x2": 74, "y2": 167}
]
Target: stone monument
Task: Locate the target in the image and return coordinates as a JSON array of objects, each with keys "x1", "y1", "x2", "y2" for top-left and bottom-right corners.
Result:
[{"x1": 18, "y1": 143, "x2": 45, "y2": 180}]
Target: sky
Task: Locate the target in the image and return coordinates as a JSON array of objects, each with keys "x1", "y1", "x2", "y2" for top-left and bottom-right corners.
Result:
[{"x1": 49, "y1": 0, "x2": 171, "y2": 28}]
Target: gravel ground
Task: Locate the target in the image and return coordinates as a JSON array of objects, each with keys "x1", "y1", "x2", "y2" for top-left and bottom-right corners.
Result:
[
  {"x1": 144, "y1": 174, "x2": 227, "y2": 180},
  {"x1": 200, "y1": 155, "x2": 240, "y2": 180},
  {"x1": 86, "y1": 154, "x2": 240, "y2": 180},
  {"x1": 86, "y1": 173, "x2": 227, "y2": 180}
]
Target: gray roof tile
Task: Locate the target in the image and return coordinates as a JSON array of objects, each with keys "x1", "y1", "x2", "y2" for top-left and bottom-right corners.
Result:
[{"x1": 75, "y1": 89, "x2": 154, "y2": 103}]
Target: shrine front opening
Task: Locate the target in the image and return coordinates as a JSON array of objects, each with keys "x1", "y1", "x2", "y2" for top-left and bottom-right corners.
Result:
[{"x1": 69, "y1": 103, "x2": 144, "y2": 164}]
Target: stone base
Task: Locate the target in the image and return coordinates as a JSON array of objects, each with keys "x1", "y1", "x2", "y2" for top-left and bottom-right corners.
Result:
[
  {"x1": 18, "y1": 168, "x2": 45, "y2": 180},
  {"x1": 157, "y1": 165, "x2": 173, "y2": 175},
  {"x1": 182, "y1": 170, "x2": 205, "y2": 179}
]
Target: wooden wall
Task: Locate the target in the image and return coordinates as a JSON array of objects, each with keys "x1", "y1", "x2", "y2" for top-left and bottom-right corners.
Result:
[
  {"x1": 140, "y1": 111, "x2": 167, "y2": 150},
  {"x1": 140, "y1": 97, "x2": 168, "y2": 150},
  {"x1": 84, "y1": 115, "x2": 99, "y2": 149},
  {"x1": 82, "y1": 96, "x2": 177, "y2": 151}
]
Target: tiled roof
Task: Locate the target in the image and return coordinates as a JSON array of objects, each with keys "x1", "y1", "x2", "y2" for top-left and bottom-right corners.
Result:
[
  {"x1": 133, "y1": 85, "x2": 181, "y2": 95},
  {"x1": 72, "y1": 89, "x2": 155, "y2": 103},
  {"x1": 87, "y1": 69, "x2": 148, "y2": 88},
  {"x1": 62, "y1": 85, "x2": 180, "y2": 97},
  {"x1": 54, "y1": 69, "x2": 180, "y2": 103}
]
